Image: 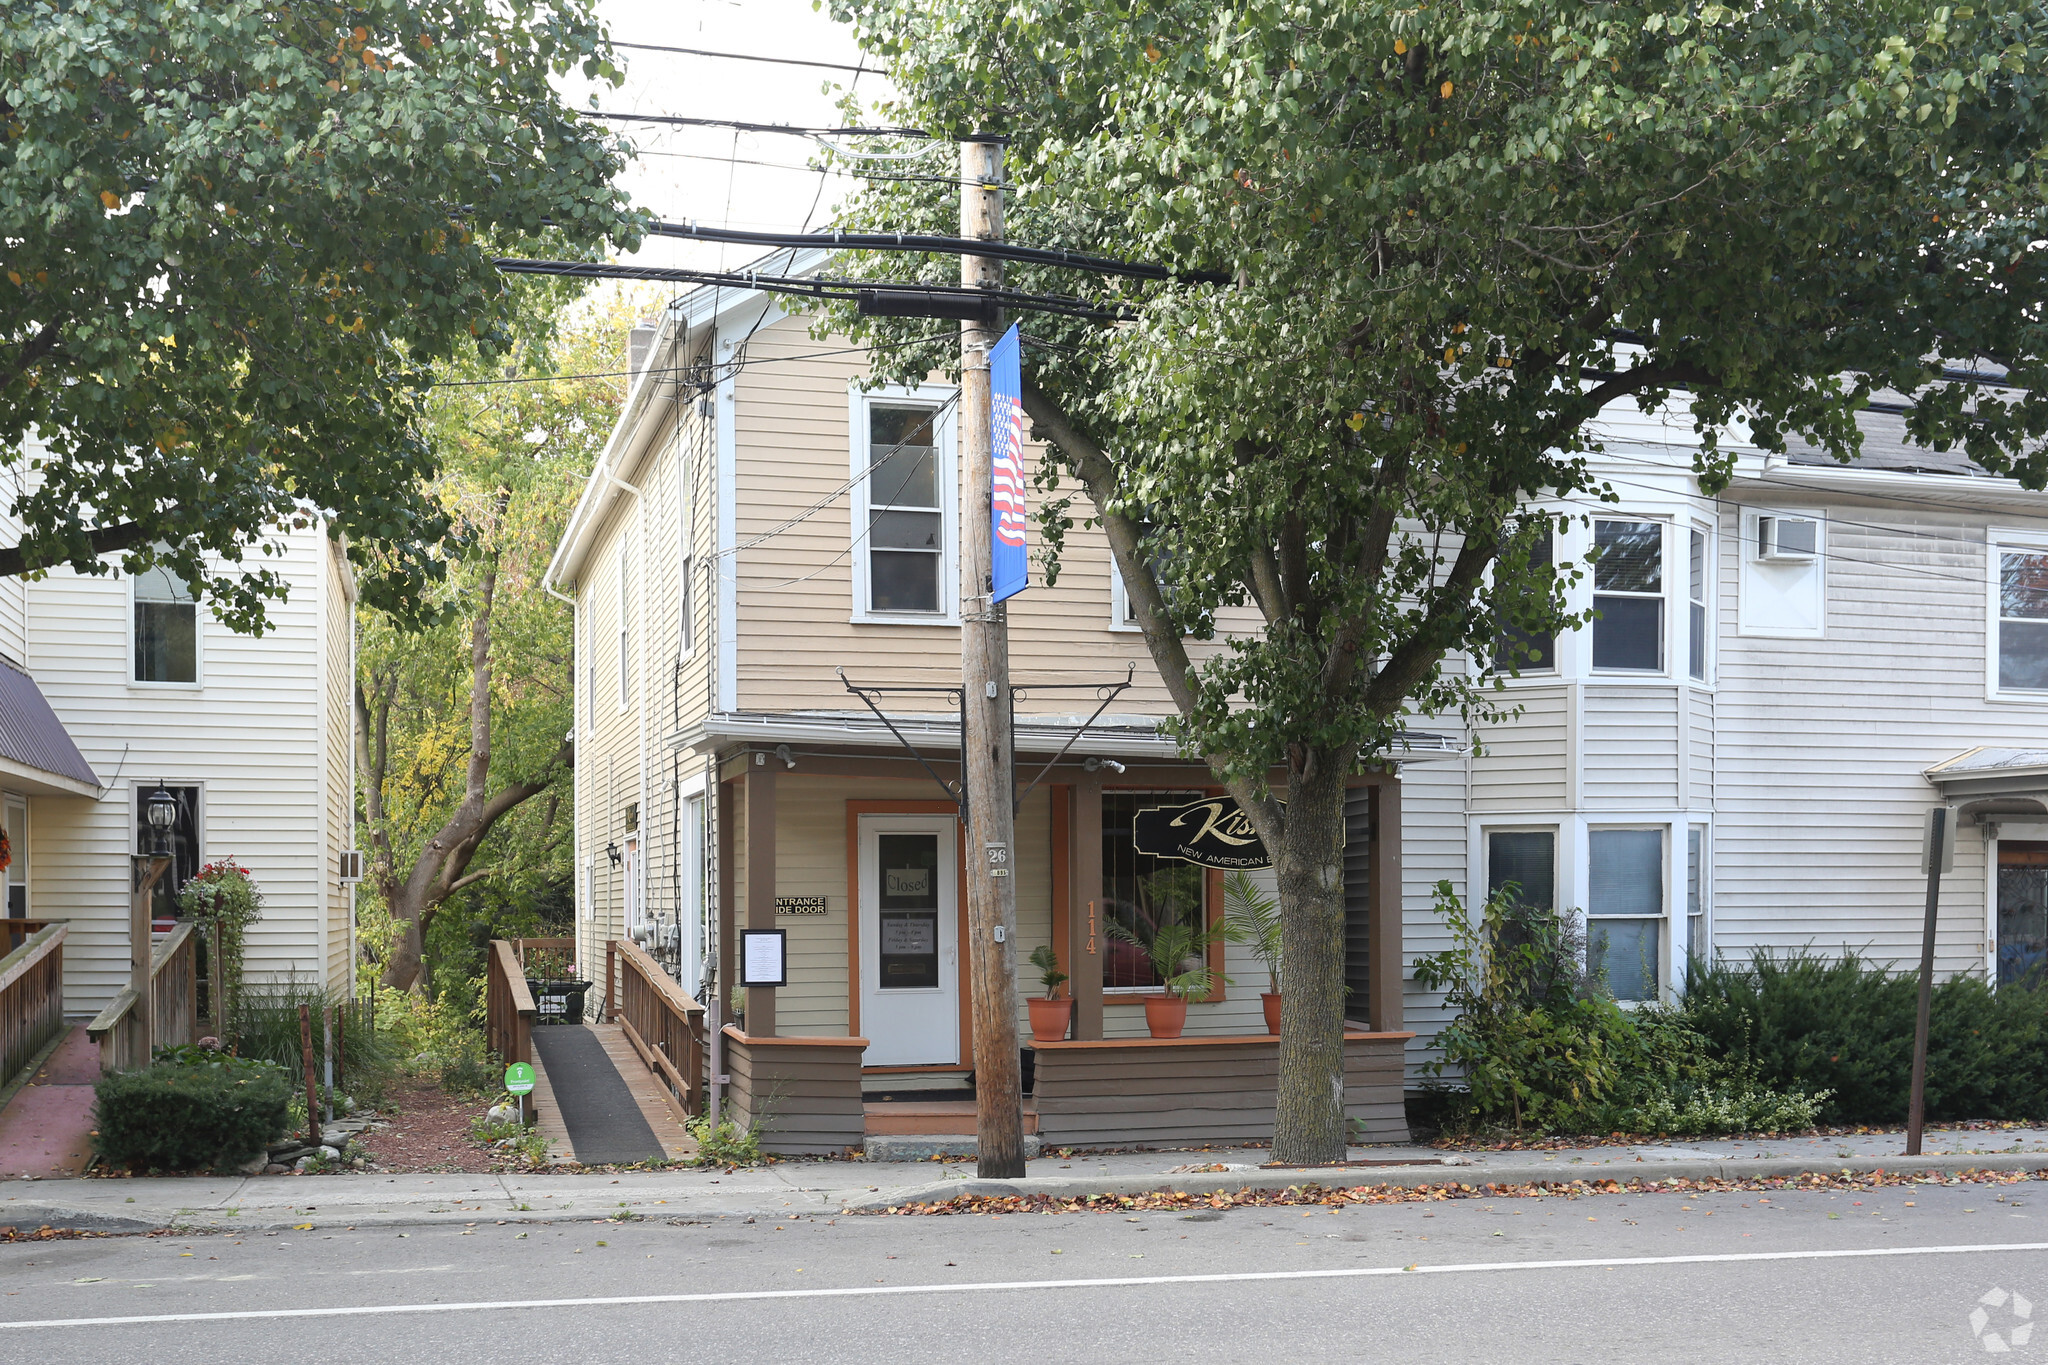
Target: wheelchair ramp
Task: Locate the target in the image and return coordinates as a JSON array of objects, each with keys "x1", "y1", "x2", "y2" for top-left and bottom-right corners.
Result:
[{"x1": 528, "y1": 1023, "x2": 693, "y2": 1166}]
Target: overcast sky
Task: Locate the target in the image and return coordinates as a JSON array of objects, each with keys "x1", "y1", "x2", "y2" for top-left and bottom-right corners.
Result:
[{"x1": 562, "y1": 0, "x2": 892, "y2": 275}]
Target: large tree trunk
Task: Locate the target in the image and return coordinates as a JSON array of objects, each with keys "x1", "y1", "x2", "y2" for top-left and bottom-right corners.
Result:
[
  {"x1": 1270, "y1": 755, "x2": 1353, "y2": 1166},
  {"x1": 368, "y1": 563, "x2": 566, "y2": 992}
]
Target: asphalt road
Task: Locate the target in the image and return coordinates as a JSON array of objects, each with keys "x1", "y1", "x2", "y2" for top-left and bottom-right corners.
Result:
[{"x1": 4, "y1": 1181, "x2": 2046, "y2": 1363}]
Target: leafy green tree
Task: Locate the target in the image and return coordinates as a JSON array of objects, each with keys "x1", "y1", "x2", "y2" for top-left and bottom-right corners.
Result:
[
  {"x1": 829, "y1": 0, "x2": 2048, "y2": 1161},
  {"x1": 0, "y1": 0, "x2": 639, "y2": 630},
  {"x1": 357, "y1": 288, "x2": 652, "y2": 991}
]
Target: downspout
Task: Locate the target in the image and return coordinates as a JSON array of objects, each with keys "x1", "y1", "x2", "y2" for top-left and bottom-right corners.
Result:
[{"x1": 347, "y1": 554, "x2": 358, "y2": 1001}]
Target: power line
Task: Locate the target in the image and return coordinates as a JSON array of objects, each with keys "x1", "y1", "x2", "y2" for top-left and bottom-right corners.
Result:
[
  {"x1": 635, "y1": 219, "x2": 1231, "y2": 286},
  {"x1": 611, "y1": 41, "x2": 870, "y2": 74},
  {"x1": 491, "y1": 258, "x2": 1125, "y2": 322},
  {"x1": 584, "y1": 109, "x2": 928, "y2": 139}
]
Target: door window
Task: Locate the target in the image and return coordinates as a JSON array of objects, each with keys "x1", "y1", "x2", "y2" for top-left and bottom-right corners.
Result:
[
  {"x1": 1997, "y1": 842, "x2": 2048, "y2": 988},
  {"x1": 877, "y1": 832, "x2": 941, "y2": 990}
]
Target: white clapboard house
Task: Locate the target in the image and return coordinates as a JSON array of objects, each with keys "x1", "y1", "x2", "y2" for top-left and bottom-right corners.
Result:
[
  {"x1": 551, "y1": 256, "x2": 2048, "y2": 1109},
  {"x1": 0, "y1": 444, "x2": 359, "y2": 1014}
]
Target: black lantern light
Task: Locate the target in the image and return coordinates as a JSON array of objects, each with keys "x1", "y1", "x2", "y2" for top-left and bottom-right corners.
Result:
[{"x1": 145, "y1": 784, "x2": 178, "y2": 857}]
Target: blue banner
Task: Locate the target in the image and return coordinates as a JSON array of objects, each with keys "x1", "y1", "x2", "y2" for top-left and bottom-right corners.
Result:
[{"x1": 989, "y1": 323, "x2": 1029, "y2": 603}]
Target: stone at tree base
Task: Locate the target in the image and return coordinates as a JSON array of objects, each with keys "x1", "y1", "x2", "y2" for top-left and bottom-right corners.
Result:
[{"x1": 236, "y1": 1152, "x2": 268, "y2": 1175}]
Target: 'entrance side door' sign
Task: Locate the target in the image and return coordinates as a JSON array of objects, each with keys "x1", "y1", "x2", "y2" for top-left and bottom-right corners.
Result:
[{"x1": 1131, "y1": 795, "x2": 1273, "y2": 869}]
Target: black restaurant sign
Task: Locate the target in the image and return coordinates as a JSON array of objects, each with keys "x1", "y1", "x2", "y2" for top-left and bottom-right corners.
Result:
[{"x1": 1132, "y1": 795, "x2": 1272, "y2": 869}]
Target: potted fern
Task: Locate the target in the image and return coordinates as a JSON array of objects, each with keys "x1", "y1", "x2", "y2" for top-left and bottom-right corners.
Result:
[
  {"x1": 1108, "y1": 917, "x2": 1233, "y2": 1039},
  {"x1": 1223, "y1": 871, "x2": 1283, "y2": 1035},
  {"x1": 1026, "y1": 944, "x2": 1072, "y2": 1042}
]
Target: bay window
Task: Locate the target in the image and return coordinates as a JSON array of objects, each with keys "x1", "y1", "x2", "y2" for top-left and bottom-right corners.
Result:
[
  {"x1": 1592, "y1": 520, "x2": 1664, "y2": 672},
  {"x1": 1588, "y1": 827, "x2": 1663, "y2": 1002}
]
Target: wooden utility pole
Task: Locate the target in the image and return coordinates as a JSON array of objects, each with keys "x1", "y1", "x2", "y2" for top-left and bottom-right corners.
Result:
[
  {"x1": 1906, "y1": 804, "x2": 1950, "y2": 1156},
  {"x1": 960, "y1": 136, "x2": 1026, "y2": 1179}
]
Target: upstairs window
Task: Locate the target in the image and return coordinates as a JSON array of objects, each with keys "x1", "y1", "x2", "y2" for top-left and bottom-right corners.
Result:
[
  {"x1": 134, "y1": 563, "x2": 198, "y2": 684},
  {"x1": 1687, "y1": 527, "x2": 1709, "y2": 681},
  {"x1": 1493, "y1": 523, "x2": 1556, "y2": 674},
  {"x1": 865, "y1": 404, "x2": 945, "y2": 615},
  {"x1": 1998, "y1": 548, "x2": 2048, "y2": 693},
  {"x1": 1592, "y1": 520, "x2": 1663, "y2": 672}
]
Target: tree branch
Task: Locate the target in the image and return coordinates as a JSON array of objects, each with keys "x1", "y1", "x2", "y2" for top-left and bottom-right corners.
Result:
[{"x1": 0, "y1": 520, "x2": 151, "y2": 578}]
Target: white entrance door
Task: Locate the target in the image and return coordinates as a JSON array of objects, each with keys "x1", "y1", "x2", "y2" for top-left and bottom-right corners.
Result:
[{"x1": 858, "y1": 815, "x2": 960, "y2": 1066}]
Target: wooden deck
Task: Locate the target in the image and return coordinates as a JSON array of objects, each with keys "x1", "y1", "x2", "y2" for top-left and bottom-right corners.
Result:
[{"x1": 528, "y1": 1022, "x2": 696, "y2": 1165}]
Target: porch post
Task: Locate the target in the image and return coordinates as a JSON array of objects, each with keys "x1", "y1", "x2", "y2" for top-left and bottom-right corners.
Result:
[
  {"x1": 744, "y1": 762, "x2": 778, "y2": 1037},
  {"x1": 1368, "y1": 779, "x2": 1404, "y2": 1033},
  {"x1": 1070, "y1": 769, "x2": 1104, "y2": 1040},
  {"x1": 716, "y1": 777, "x2": 736, "y2": 1014}
]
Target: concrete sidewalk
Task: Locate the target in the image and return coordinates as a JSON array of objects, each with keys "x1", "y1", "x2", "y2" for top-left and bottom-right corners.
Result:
[{"x1": 6, "y1": 1122, "x2": 2048, "y2": 1233}]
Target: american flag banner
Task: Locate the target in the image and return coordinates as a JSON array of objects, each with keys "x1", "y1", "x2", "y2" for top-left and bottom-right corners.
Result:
[{"x1": 989, "y1": 323, "x2": 1029, "y2": 603}]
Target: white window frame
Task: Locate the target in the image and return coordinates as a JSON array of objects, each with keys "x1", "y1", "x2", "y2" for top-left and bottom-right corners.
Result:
[
  {"x1": 1736, "y1": 505, "x2": 1827, "y2": 640},
  {"x1": 1987, "y1": 527, "x2": 2048, "y2": 703},
  {"x1": 1685, "y1": 822, "x2": 1711, "y2": 971},
  {"x1": 127, "y1": 563, "x2": 203, "y2": 690},
  {"x1": 677, "y1": 449, "x2": 697, "y2": 660},
  {"x1": 1109, "y1": 555, "x2": 1141, "y2": 632},
  {"x1": 1685, "y1": 521, "x2": 1714, "y2": 684},
  {"x1": 1589, "y1": 516, "x2": 1670, "y2": 677},
  {"x1": 848, "y1": 383, "x2": 960, "y2": 626},
  {"x1": 1480, "y1": 824, "x2": 1561, "y2": 909},
  {"x1": 615, "y1": 542, "x2": 630, "y2": 712},
  {"x1": 1488, "y1": 517, "x2": 1562, "y2": 681},
  {"x1": 1585, "y1": 823, "x2": 1670, "y2": 1004}
]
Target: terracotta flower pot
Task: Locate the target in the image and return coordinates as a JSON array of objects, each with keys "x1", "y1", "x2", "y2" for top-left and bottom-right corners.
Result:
[
  {"x1": 1143, "y1": 995, "x2": 1188, "y2": 1039},
  {"x1": 1261, "y1": 992, "x2": 1282, "y2": 1036},
  {"x1": 1027, "y1": 996, "x2": 1074, "y2": 1043}
]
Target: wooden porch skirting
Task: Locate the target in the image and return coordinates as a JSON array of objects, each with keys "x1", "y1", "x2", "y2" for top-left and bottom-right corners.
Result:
[
  {"x1": 721, "y1": 1026, "x2": 868, "y2": 1156},
  {"x1": 1032, "y1": 1030, "x2": 1414, "y2": 1148}
]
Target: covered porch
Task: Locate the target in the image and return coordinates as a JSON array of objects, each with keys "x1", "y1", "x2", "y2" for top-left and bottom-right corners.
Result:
[{"x1": 689, "y1": 713, "x2": 1417, "y2": 1155}]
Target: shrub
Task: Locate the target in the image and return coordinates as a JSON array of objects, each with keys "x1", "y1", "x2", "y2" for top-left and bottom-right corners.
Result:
[
  {"x1": 1680, "y1": 952, "x2": 2048, "y2": 1125},
  {"x1": 1414, "y1": 883, "x2": 1826, "y2": 1137},
  {"x1": 94, "y1": 1057, "x2": 291, "y2": 1172},
  {"x1": 687, "y1": 1113, "x2": 764, "y2": 1167}
]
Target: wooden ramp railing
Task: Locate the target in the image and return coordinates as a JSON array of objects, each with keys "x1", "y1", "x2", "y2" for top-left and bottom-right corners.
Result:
[
  {"x1": 606, "y1": 938, "x2": 706, "y2": 1117},
  {"x1": 88, "y1": 920, "x2": 198, "y2": 1073},
  {"x1": 0, "y1": 921, "x2": 65, "y2": 1087},
  {"x1": 485, "y1": 939, "x2": 536, "y2": 1072}
]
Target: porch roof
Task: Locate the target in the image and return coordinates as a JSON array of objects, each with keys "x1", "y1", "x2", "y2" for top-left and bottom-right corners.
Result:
[
  {"x1": 0, "y1": 659, "x2": 99, "y2": 797},
  {"x1": 1924, "y1": 746, "x2": 2048, "y2": 822},
  {"x1": 671, "y1": 707, "x2": 1460, "y2": 762}
]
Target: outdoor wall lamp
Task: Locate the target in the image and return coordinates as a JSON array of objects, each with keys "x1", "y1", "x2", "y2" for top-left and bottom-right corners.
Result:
[
  {"x1": 144, "y1": 783, "x2": 178, "y2": 856},
  {"x1": 1083, "y1": 757, "x2": 1126, "y2": 774},
  {"x1": 605, "y1": 841, "x2": 623, "y2": 868},
  {"x1": 773, "y1": 744, "x2": 796, "y2": 770}
]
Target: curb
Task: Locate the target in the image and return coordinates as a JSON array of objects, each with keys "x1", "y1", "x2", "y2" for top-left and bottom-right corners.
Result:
[
  {"x1": 842, "y1": 1152, "x2": 2048, "y2": 1211},
  {"x1": 0, "y1": 1205, "x2": 161, "y2": 1234}
]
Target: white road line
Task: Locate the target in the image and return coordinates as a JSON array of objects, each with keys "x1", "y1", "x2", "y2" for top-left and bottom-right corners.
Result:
[{"x1": 8, "y1": 1241, "x2": 2048, "y2": 1330}]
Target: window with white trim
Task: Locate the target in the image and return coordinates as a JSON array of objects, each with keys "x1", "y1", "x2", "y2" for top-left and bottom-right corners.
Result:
[
  {"x1": 1996, "y1": 545, "x2": 2048, "y2": 693},
  {"x1": 1588, "y1": 827, "x2": 1664, "y2": 1002},
  {"x1": 615, "y1": 543, "x2": 629, "y2": 710},
  {"x1": 1686, "y1": 825, "x2": 1709, "y2": 963},
  {"x1": 1486, "y1": 828, "x2": 1556, "y2": 911},
  {"x1": 1687, "y1": 526, "x2": 1709, "y2": 682},
  {"x1": 1592, "y1": 519, "x2": 1663, "y2": 672},
  {"x1": 1494, "y1": 521, "x2": 1557, "y2": 674},
  {"x1": 133, "y1": 562, "x2": 199, "y2": 684},
  {"x1": 862, "y1": 402, "x2": 947, "y2": 616}
]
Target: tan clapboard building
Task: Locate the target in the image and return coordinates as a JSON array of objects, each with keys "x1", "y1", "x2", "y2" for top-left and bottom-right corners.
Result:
[{"x1": 544, "y1": 257, "x2": 1413, "y2": 1153}]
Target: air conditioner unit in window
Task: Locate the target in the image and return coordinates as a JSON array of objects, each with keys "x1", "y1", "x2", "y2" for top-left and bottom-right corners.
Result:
[
  {"x1": 338, "y1": 850, "x2": 364, "y2": 884},
  {"x1": 1756, "y1": 515, "x2": 1819, "y2": 563}
]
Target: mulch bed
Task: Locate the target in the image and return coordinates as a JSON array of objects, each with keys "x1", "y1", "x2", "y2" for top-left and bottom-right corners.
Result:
[
  {"x1": 869, "y1": 1166, "x2": 2048, "y2": 1216},
  {"x1": 354, "y1": 1078, "x2": 505, "y2": 1174}
]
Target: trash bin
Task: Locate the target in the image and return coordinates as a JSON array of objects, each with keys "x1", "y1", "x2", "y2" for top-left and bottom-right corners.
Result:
[{"x1": 529, "y1": 978, "x2": 592, "y2": 1025}]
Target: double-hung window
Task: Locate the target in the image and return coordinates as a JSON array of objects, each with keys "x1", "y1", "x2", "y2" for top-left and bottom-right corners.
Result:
[
  {"x1": 1486, "y1": 830, "x2": 1556, "y2": 912},
  {"x1": 1494, "y1": 522, "x2": 1557, "y2": 673},
  {"x1": 134, "y1": 562, "x2": 198, "y2": 684},
  {"x1": 1592, "y1": 520, "x2": 1663, "y2": 672},
  {"x1": 615, "y1": 544, "x2": 630, "y2": 710},
  {"x1": 1687, "y1": 527, "x2": 1709, "y2": 681},
  {"x1": 864, "y1": 403, "x2": 947, "y2": 616},
  {"x1": 1686, "y1": 825, "x2": 1709, "y2": 963},
  {"x1": 1996, "y1": 545, "x2": 2048, "y2": 693},
  {"x1": 1588, "y1": 828, "x2": 1663, "y2": 1001}
]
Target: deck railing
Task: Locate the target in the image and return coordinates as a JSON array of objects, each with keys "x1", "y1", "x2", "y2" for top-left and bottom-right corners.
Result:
[
  {"x1": 484, "y1": 938, "x2": 536, "y2": 1071},
  {"x1": 606, "y1": 938, "x2": 706, "y2": 1117},
  {"x1": 87, "y1": 920, "x2": 198, "y2": 1073},
  {"x1": 0, "y1": 922, "x2": 65, "y2": 1088}
]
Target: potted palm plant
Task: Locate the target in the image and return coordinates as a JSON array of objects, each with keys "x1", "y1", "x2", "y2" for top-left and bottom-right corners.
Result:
[
  {"x1": 1026, "y1": 944, "x2": 1072, "y2": 1042},
  {"x1": 1223, "y1": 870, "x2": 1283, "y2": 1035},
  {"x1": 1108, "y1": 917, "x2": 1233, "y2": 1039}
]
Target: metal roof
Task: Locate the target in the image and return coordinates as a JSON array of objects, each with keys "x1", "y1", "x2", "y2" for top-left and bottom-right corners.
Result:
[{"x1": 0, "y1": 658, "x2": 98, "y2": 790}]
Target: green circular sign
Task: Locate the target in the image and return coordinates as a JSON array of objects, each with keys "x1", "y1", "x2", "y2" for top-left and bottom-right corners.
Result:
[{"x1": 504, "y1": 1062, "x2": 536, "y2": 1096}]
